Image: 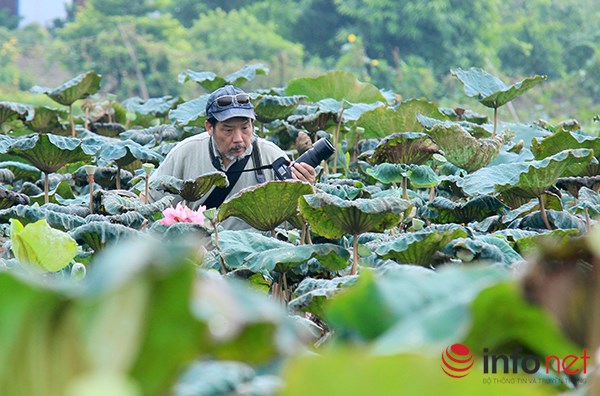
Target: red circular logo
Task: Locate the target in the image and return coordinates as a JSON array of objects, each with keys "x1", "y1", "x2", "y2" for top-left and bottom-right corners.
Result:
[{"x1": 441, "y1": 343, "x2": 474, "y2": 378}]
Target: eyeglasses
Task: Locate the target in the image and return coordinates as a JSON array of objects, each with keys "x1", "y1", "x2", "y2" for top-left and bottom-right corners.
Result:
[{"x1": 209, "y1": 93, "x2": 251, "y2": 109}]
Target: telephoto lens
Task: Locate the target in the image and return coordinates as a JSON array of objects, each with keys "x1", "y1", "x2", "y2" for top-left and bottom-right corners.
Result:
[{"x1": 294, "y1": 138, "x2": 336, "y2": 168}]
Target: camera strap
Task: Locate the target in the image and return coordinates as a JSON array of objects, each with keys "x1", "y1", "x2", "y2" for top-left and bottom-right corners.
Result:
[{"x1": 203, "y1": 139, "x2": 265, "y2": 209}]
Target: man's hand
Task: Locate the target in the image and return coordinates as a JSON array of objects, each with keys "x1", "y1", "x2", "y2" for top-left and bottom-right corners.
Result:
[{"x1": 290, "y1": 162, "x2": 316, "y2": 184}]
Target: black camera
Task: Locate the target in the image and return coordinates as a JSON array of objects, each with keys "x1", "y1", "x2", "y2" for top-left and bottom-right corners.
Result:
[{"x1": 272, "y1": 137, "x2": 336, "y2": 180}]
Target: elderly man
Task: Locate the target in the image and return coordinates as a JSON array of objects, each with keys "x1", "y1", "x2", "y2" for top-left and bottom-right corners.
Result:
[{"x1": 147, "y1": 85, "x2": 316, "y2": 230}]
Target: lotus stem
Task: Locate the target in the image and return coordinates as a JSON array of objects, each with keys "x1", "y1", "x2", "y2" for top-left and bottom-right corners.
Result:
[
  {"x1": 300, "y1": 221, "x2": 307, "y2": 245},
  {"x1": 584, "y1": 208, "x2": 591, "y2": 233},
  {"x1": 351, "y1": 232, "x2": 359, "y2": 275},
  {"x1": 144, "y1": 173, "x2": 149, "y2": 205},
  {"x1": 84, "y1": 107, "x2": 90, "y2": 130},
  {"x1": 402, "y1": 177, "x2": 409, "y2": 200},
  {"x1": 492, "y1": 107, "x2": 498, "y2": 139},
  {"x1": 332, "y1": 105, "x2": 345, "y2": 174},
  {"x1": 539, "y1": 195, "x2": 552, "y2": 230},
  {"x1": 429, "y1": 186, "x2": 435, "y2": 202},
  {"x1": 116, "y1": 165, "x2": 121, "y2": 190},
  {"x1": 69, "y1": 105, "x2": 76, "y2": 137},
  {"x1": 211, "y1": 219, "x2": 227, "y2": 275},
  {"x1": 44, "y1": 172, "x2": 49, "y2": 204},
  {"x1": 88, "y1": 174, "x2": 94, "y2": 214},
  {"x1": 306, "y1": 227, "x2": 313, "y2": 245},
  {"x1": 283, "y1": 272, "x2": 289, "y2": 302},
  {"x1": 271, "y1": 229, "x2": 276, "y2": 238}
]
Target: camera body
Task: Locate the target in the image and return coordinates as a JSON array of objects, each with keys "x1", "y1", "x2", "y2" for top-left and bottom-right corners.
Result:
[{"x1": 272, "y1": 137, "x2": 336, "y2": 180}]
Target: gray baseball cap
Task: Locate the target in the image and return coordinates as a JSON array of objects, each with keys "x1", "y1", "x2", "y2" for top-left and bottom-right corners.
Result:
[{"x1": 205, "y1": 85, "x2": 255, "y2": 122}]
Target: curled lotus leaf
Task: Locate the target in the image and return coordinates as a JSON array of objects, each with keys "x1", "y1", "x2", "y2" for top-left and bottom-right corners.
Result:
[
  {"x1": 508, "y1": 210, "x2": 587, "y2": 233},
  {"x1": 150, "y1": 172, "x2": 228, "y2": 203},
  {"x1": 179, "y1": 64, "x2": 269, "y2": 91},
  {"x1": 7, "y1": 133, "x2": 93, "y2": 174},
  {"x1": 532, "y1": 129, "x2": 600, "y2": 172},
  {"x1": 217, "y1": 180, "x2": 314, "y2": 231},
  {"x1": 97, "y1": 139, "x2": 163, "y2": 167},
  {"x1": 0, "y1": 204, "x2": 86, "y2": 231},
  {"x1": 89, "y1": 122, "x2": 126, "y2": 137},
  {"x1": 299, "y1": 192, "x2": 411, "y2": 239},
  {"x1": 0, "y1": 101, "x2": 32, "y2": 123},
  {"x1": 367, "y1": 132, "x2": 441, "y2": 165},
  {"x1": 26, "y1": 106, "x2": 67, "y2": 132},
  {"x1": 120, "y1": 124, "x2": 181, "y2": 145},
  {"x1": 288, "y1": 276, "x2": 358, "y2": 319},
  {"x1": 32, "y1": 71, "x2": 102, "y2": 106},
  {"x1": 421, "y1": 196, "x2": 509, "y2": 224},
  {"x1": 441, "y1": 236, "x2": 521, "y2": 265},
  {"x1": 69, "y1": 221, "x2": 140, "y2": 251},
  {"x1": 29, "y1": 180, "x2": 75, "y2": 206},
  {"x1": 459, "y1": 149, "x2": 594, "y2": 198},
  {"x1": 451, "y1": 67, "x2": 547, "y2": 109},
  {"x1": 367, "y1": 163, "x2": 408, "y2": 184},
  {"x1": 0, "y1": 187, "x2": 30, "y2": 209},
  {"x1": 286, "y1": 70, "x2": 385, "y2": 103},
  {"x1": 572, "y1": 187, "x2": 600, "y2": 216},
  {"x1": 556, "y1": 176, "x2": 600, "y2": 198},
  {"x1": 407, "y1": 165, "x2": 441, "y2": 189},
  {"x1": 72, "y1": 166, "x2": 133, "y2": 189},
  {"x1": 86, "y1": 211, "x2": 146, "y2": 229},
  {"x1": 168, "y1": 96, "x2": 208, "y2": 127},
  {"x1": 426, "y1": 123, "x2": 511, "y2": 172},
  {"x1": 102, "y1": 193, "x2": 173, "y2": 217},
  {"x1": 243, "y1": 243, "x2": 350, "y2": 274},
  {"x1": 356, "y1": 99, "x2": 446, "y2": 139},
  {"x1": 0, "y1": 169, "x2": 13, "y2": 184},
  {"x1": 253, "y1": 94, "x2": 305, "y2": 123},
  {"x1": 122, "y1": 95, "x2": 182, "y2": 117},
  {"x1": 374, "y1": 228, "x2": 468, "y2": 266}
]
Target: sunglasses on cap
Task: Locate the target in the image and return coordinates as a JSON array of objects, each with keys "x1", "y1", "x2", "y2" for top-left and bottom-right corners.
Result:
[{"x1": 209, "y1": 93, "x2": 251, "y2": 109}]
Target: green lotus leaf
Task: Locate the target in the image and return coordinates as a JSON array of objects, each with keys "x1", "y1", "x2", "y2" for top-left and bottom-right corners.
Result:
[
  {"x1": 102, "y1": 193, "x2": 173, "y2": 217},
  {"x1": 556, "y1": 176, "x2": 600, "y2": 198},
  {"x1": 532, "y1": 129, "x2": 600, "y2": 165},
  {"x1": 315, "y1": 182, "x2": 363, "y2": 200},
  {"x1": 299, "y1": 192, "x2": 410, "y2": 239},
  {"x1": 122, "y1": 95, "x2": 181, "y2": 117},
  {"x1": 366, "y1": 163, "x2": 407, "y2": 185},
  {"x1": 25, "y1": 106, "x2": 67, "y2": 132},
  {"x1": 0, "y1": 135, "x2": 15, "y2": 153},
  {"x1": 218, "y1": 180, "x2": 313, "y2": 231},
  {"x1": 86, "y1": 211, "x2": 146, "y2": 229},
  {"x1": 0, "y1": 168, "x2": 13, "y2": 183},
  {"x1": 7, "y1": 133, "x2": 93, "y2": 174},
  {"x1": 426, "y1": 123, "x2": 511, "y2": 172},
  {"x1": 0, "y1": 187, "x2": 30, "y2": 209},
  {"x1": 513, "y1": 229, "x2": 580, "y2": 256},
  {"x1": 120, "y1": 124, "x2": 181, "y2": 145},
  {"x1": 500, "y1": 196, "x2": 563, "y2": 223},
  {"x1": 366, "y1": 132, "x2": 441, "y2": 165},
  {"x1": 451, "y1": 67, "x2": 547, "y2": 109},
  {"x1": 10, "y1": 218, "x2": 78, "y2": 272},
  {"x1": 374, "y1": 228, "x2": 468, "y2": 266},
  {"x1": 225, "y1": 64, "x2": 270, "y2": 87},
  {"x1": 574, "y1": 187, "x2": 600, "y2": 216},
  {"x1": 215, "y1": 230, "x2": 291, "y2": 270},
  {"x1": 69, "y1": 221, "x2": 140, "y2": 251},
  {"x1": 150, "y1": 172, "x2": 229, "y2": 203},
  {"x1": 89, "y1": 122, "x2": 126, "y2": 137},
  {"x1": 0, "y1": 101, "x2": 32, "y2": 124},
  {"x1": 32, "y1": 71, "x2": 102, "y2": 106},
  {"x1": 408, "y1": 165, "x2": 440, "y2": 188},
  {"x1": 286, "y1": 70, "x2": 385, "y2": 103},
  {"x1": 97, "y1": 139, "x2": 163, "y2": 167},
  {"x1": 72, "y1": 165, "x2": 132, "y2": 189},
  {"x1": 421, "y1": 196, "x2": 509, "y2": 224},
  {"x1": 244, "y1": 243, "x2": 350, "y2": 274},
  {"x1": 0, "y1": 204, "x2": 86, "y2": 230},
  {"x1": 508, "y1": 210, "x2": 587, "y2": 233},
  {"x1": 179, "y1": 64, "x2": 269, "y2": 91},
  {"x1": 356, "y1": 99, "x2": 446, "y2": 139},
  {"x1": 168, "y1": 96, "x2": 208, "y2": 127},
  {"x1": 286, "y1": 104, "x2": 340, "y2": 132},
  {"x1": 29, "y1": 180, "x2": 75, "y2": 206},
  {"x1": 460, "y1": 149, "x2": 594, "y2": 197},
  {"x1": 441, "y1": 236, "x2": 521, "y2": 265},
  {"x1": 253, "y1": 94, "x2": 305, "y2": 123},
  {"x1": 288, "y1": 276, "x2": 358, "y2": 319}
]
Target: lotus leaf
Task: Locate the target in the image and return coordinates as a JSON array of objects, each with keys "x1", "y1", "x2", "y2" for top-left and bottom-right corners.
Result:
[
  {"x1": 174, "y1": 361, "x2": 256, "y2": 396},
  {"x1": 366, "y1": 163, "x2": 407, "y2": 184},
  {"x1": 451, "y1": 68, "x2": 547, "y2": 109},
  {"x1": 150, "y1": 172, "x2": 229, "y2": 203},
  {"x1": 0, "y1": 101, "x2": 31, "y2": 123},
  {"x1": 90, "y1": 122, "x2": 126, "y2": 137},
  {"x1": 460, "y1": 149, "x2": 594, "y2": 197},
  {"x1": 32, "y1": 71, "x2": 102, "y2": 106},
  {"x1": 69, "y1": 221, "x2": 140, "y2": 251},
  {"x1": 421, "y1": 196, "x2": 508, "y2": 224},
  {"x1": 26, "y1": 106, "x2": 67, "y2": 132},
  {"x1": 574, "y1": 187, "x2": 600, "y2": 216},
  {"x1": 0, "y1": 168, "x2": 13, "y2": 184},
  {"x1": 556, "y1": 175, "x2": 600, "y2": 198},
  {"x1": 441, "y1": 237, "x2": 521, "y2": 265},
  {"x1": 120, "y1": 124, "x2": 181, "y2": 145},
  {"x1": 121, "y1": 95, "x2": 181, "y2": 117},
  {"x1": 97, "y1": 139, "x2": 163, "y2": 167},
  {"x1": 0, "y1": 187, "x2": 29, "y2": 209},
  {"x1": 510, "y1": 229, "x2": 580, "y2": 257},
  {"x1": 356, "y1": 99, "x2": 446, "y2": 139},
  {"x1": 179, "y1": 64, "x2": 269, "y2": 91},
  {"x1": 168, "y1": 96, "x2": 208, "y2": 127},
  {"x1": 532, "y1": 129, "x2": 600, "y2": 160},
  {"x1": 253, "y1": 94, "x2": 305, "y2": 123},
  {"x1": 218, "y1": 181, "x2": 314, "y2": 232},
  {"x1": 0, "y1": 204, "x2": 86, "y2": 230},
  {"x1": 407, "y1": 165, "x2": 440, "y2": 189},
  {"x1": 215, "y1": 230, "x2": 290, "y2": 270},
  {"x1": 243, "y1": 243, "x2": 350, "y2": 274},
  {"x1": 426, "y1": 123, "x2": 510, "y2": 172},
  {"x1": 288, "y1": 276, "x2": 359, "y2": 319},
  {"x1": 72, "y1": 165, "x2": 133, "y2": 189},
  {"x1": 29, "y1": 180, "x2": 75, "y2": 206},
  {"x1": 367, "y1": 132, "x2": 441, "y2": 165},
  {"x1": 508, "y1": 210, "x2": 587, "y2": 233},
  {"x1": 286, "y1": 70, "x2": 385, "y2": 103},
  {"x1": 374, "y1": 228, "x2": 468, "y2": 266},
  {"x1": 299, "y1": 192, "x2": 410, "y2": 239},
  {"x1": 7, "y1": 133, "x2": 93, "y2": 174},
  {"x1": 86, "y1": 211, "x2": 146, "y2": 229},
  {"x1": 314, "y1": 182, "x2": 363, "y2": 200},
  {"x1": 102, "y1": 193, "x2": 173, "y2": 217}
]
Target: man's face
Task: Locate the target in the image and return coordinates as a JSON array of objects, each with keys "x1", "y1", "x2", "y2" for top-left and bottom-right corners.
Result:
[{"x1": 206, "y1": 117, "x2": 254, "y2": 161}]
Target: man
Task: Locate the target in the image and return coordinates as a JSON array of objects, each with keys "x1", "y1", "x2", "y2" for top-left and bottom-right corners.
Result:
[{"x1": 147, "y1": 85, "x2": 316, "y2": 230}]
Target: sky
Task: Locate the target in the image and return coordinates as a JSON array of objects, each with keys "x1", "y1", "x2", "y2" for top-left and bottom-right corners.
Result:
[{"x1": 19, "y1": 0, "x2": 70, "y2": 27}]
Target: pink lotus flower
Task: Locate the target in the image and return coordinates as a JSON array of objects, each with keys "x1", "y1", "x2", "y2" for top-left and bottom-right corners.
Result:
[{"x1": 159, "y1": 202, "x2": 206, "y2": 226}]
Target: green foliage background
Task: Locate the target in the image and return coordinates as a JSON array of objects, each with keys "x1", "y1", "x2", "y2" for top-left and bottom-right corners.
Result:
[{"x1": 0, "y1": 0, "x2": 599, "y2": 128}]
